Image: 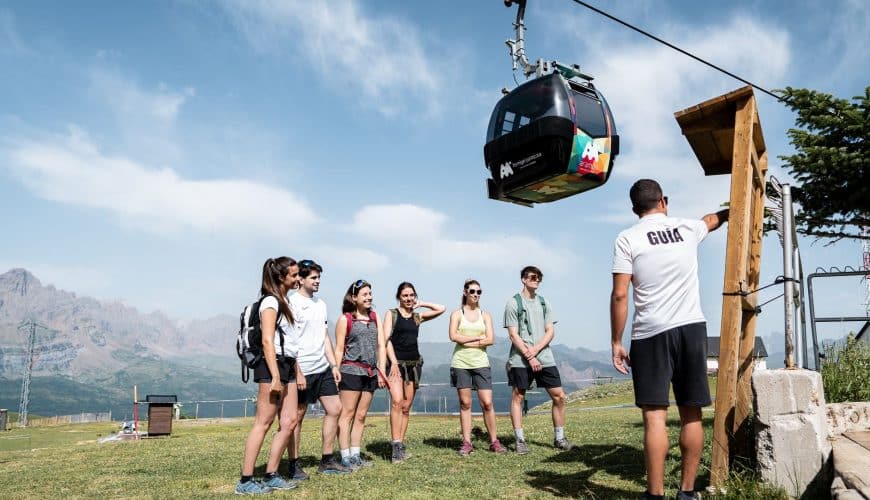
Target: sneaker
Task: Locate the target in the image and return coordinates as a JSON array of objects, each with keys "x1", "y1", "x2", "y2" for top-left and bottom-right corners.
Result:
[
  {"x1": 350, "y1": 454, "x2": 374, "y2": 468},
  {"x1": 400, "y1": 442, "x2": 412, "y2": 459},
  {"x1": 235, "y1": 479, "x2": 273, "y2": 495},
  {"x1": 458, "y1": 440, "x2": 474, "y2": 457},
  {"x1": 489, "y1": 439, "x2": 508, "y2": 453},
  {"x1": 290, "y1": 463, "x2": 309, "y2": 481},
  {"x1": 261, "y1": 475, "x2": 297, "y2": 490},
  {"x1": 675, "y1": 491, "x2": 697, "y2": 500},
  {"x1": 515, "y1": 439, "x2": 529, "y2": 455},
  {"x1": 340, "y1": 456, "x2": 360, "y2": 471},
  {"x1": 553, "y1": 437, "x2": 575, "y2": 451},
  {"x1": 391, "y1": 442, "x2": 404, "y2": 464},
  {"x1": 317, "y1": 457, "x2": 352, "y2": 475}
]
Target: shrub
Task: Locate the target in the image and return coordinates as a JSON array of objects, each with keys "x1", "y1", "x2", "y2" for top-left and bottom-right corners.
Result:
[{"x1": 821, "y1": 334, "x2": 870, "y2": 403}]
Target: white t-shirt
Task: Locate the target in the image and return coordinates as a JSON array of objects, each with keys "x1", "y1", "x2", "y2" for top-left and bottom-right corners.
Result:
[
  {"x1": 259, "y1": 296, "x2": 297, "y2": 358},
  {"x1": 288, "y1": 292, "x2": 330, "y2": 375},
  {"x1": 612, "y1": 213, "x2": 709, "y2": 340}
]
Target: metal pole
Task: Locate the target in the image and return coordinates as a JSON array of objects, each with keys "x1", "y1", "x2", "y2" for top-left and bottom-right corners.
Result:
[{"x1": 782, "y1": 184, "x2": 796, "y2": 368}]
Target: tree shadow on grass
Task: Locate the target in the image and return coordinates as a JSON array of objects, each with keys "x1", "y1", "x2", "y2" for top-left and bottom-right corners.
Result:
[
  {"x1": 422, "y1": 436, "x2": 463, "y2": 450},
  {"x1": 525, "y1": 443, "x2": 647, "y2": 498},
  {"x1": 366, "y1": 440, "x2": 392, "y2": 460}
]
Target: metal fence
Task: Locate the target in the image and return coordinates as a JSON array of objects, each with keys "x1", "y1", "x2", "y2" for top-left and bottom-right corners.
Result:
[{"x1": 28, "y1": 411, "x2": 113, "y2": 427}]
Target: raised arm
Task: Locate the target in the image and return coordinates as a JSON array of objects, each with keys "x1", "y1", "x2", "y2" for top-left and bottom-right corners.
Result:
[
  {"x1": 702, "y1": 208, "x2": 729, "y2": 232},
  {"x1": 417, "y1": 300, "x2": 446, "y2": 321}
]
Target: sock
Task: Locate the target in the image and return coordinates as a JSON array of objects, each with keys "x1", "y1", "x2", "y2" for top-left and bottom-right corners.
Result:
[
  {"x1": 320, "y1": 453, "x2": 334, "y2": 464},
  {"x1": 554, "y1": 427, "x2": 565, "y2": 440},
  {"x1": 644, "y1": 493, "x2": 664, "y2": 500},
  {"x1": 288, "y1": 458, "x2": 299, "y2": 472},
  {"x1": 340, "y1": 448, "x2": 350, "y2": 459},
  {"x1": 263, "y1": 472, "x2": 278, "y2": 480},
  {"x1": 514, "y1": 428, "x2": 525, "y2": 441},
  {"x1": 240, "y1": 475, "x2": 253, "y2": 484},
  {"x1": 680, "y1": 491, "x2": 695, "y2": 498},
  {"x1": 350, "y1": 446, "x2": 360, "y2": 456},
  {"x1": 392, "y1": 440, "x2": 401, "y2": 446}
]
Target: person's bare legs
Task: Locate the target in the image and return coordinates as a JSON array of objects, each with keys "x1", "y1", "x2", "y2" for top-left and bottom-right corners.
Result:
[
  {"x1": 350, "y1": 391, "x2": 374, "y2": 449},
  {"x1": 641, "y1": 406, "x2": 669, "y2": 496},
  {"x1": 241, "y1": 384, "x2": 280, "y2": 476},
  {"x1": 338, "y1": 390, "x2": 362, "y2": 451},
  {"x1": 388, "y1": 377, "x2": 405, "y2": 441},
  {"x1": 399, "y1": 382, "x2": 417, "y2": 442},
  {"x1": 265, "y1": 387, "x2": 298, "y2": 473},
  {"x1": 509, "y1": 387, "x2": 526, "y2": 431},
  {"x1": 477, "y1": 389, "x2": 499, "y2": 444},
  {"x1": 546, "y1": 386, "x2": 566, "y2": 428},
  {"x1": 286, "y1": 405, "x2": 306, "y2": 461},
  {"x1": 457, "y1": 388, "x2": 473, "y2": 443},
  {"x1": 320, "y1": 395, "x2": 341, "y2": 456},
  {"x1": 678, "y1": 405, "x2": 704, "y2": 492}
]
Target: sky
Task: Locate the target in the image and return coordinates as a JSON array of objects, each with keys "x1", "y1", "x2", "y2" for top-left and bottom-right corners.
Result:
[{"x1": 1, "y1": 0, "x2": 867, "y2": 359}]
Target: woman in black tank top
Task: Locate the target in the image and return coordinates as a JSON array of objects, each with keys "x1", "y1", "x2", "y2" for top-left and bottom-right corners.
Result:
[{"x1": 384, "y1": 282, "x2": 446, "y2": 463}]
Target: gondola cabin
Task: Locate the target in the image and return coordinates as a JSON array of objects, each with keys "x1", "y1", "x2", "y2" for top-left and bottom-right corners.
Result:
[{"x1": 484, "y1": 72, "x2": 619, "y2": 206}]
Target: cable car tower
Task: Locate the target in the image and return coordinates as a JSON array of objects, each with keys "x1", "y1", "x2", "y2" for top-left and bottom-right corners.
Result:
[{"x1": 484, "y1": 0, "x2": 619, "y2": 207}]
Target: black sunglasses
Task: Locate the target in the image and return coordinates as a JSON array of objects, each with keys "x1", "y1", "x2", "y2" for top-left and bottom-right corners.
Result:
[
  {"x1": 467, "y1": 289, "x2": 482, "y2": 295},
  {"x1": 352, "y1": 279, "x2": 371, "y2": 294},
  {"x1": 299, "y1": 259, "x2": 316, "y2": 268}
]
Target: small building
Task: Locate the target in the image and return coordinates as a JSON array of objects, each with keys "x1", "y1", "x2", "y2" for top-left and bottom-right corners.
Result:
[
  {"x1": 857, "y1": 321, "x2": 869, "y2": 346},
  {"x1": 706, "y1": 336, "x2": 768, "y2": 373}
]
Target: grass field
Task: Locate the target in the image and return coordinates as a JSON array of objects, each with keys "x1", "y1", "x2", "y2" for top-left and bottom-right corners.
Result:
[{"x1": 0, "y1": 381, "x2": 785, "y2": 499}]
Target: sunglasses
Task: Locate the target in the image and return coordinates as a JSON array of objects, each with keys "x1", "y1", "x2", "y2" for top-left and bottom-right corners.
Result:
[
  {"x1": 467, "y1": 289, "x2": 482, "y2": 295},
  {"x1": 525, "y1": 275, "x2": 541, "y2": 282},
  {"x1": 352, "y1": 279, "x2": 371, "y2": 294}
]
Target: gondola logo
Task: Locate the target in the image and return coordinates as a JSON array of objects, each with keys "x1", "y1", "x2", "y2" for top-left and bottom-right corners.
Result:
[{"x1": 499, "y1": 162, "x2": 514, "y2": 178}]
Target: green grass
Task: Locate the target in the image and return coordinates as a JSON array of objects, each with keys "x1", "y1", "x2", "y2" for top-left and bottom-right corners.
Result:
[{"x1": 0, "y1": 378, "x2": 784, "y2": 499}]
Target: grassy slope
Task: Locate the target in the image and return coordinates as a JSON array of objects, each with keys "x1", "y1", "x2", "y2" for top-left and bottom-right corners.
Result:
[{"x1": 0, "y1": 377, "x2": 784, "y2": 499}]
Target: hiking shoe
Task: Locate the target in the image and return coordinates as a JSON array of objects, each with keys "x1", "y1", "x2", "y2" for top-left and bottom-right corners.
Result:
[
  {"x1": 262, "y1": 475, "x2": 297, "y2": 490},
  {"x1": 317, "y1": 457, "x2": 352, "y2": 475},
  {"x1": 340, "y1": 456, "x2": 360, "y2": 471},
  {"x1": 458, "y1": 440, "x2": 474, "y2": 456},
  {"x1": 353, "y1": 454, "x2": 374, "y2": 468},
  {"x1": 553, "y1": 438, "x2": 575, "y2": 451},
  {"x1": 489, "y1": 439, "x2": 508, "y2": 453},
  {"x1": 391, "y1": 442, "x2": 404, "y2": 464},
  {"x1": 675, "y1": 491, "x2": 697, "y2": 500},
  {"x1": 235, "y1": 480, "x2": 273, "y2": 495},
  {"x1": 290, "y1": 464, "x2": 309, "y2": 481},
  {"x1": 515, "y1": 439, "x2": 529, "y2": 454},
  {"x1": 400, "y1": 442, "x2": 412, "y2": 459}
]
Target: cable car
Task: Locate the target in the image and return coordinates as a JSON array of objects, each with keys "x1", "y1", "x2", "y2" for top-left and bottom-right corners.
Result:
[{"x1": 484, "y1": 0, "x2": 619, "y2": 207}]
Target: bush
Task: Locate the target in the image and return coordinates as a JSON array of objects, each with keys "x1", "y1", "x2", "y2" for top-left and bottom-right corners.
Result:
[{"x1": 821, "y1": 334, "x2": 870, "y2": 403}]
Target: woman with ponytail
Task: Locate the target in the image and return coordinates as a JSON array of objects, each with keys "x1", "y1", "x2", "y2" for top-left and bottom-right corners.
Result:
[
  {"x1": 236, "y1": 257, "x2": 303, "y2": 495},
  {"x1": 448, "y1": 279, "x2": 506, "y2": 456}
]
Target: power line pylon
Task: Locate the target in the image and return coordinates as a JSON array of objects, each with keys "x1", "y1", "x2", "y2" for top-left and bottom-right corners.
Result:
[{"x1": 17, "y1": 319, "x2": 47, "y2": 428}]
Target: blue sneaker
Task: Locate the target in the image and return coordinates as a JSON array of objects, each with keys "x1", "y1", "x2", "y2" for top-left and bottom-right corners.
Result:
[
  {"x1": 235, "y1": 480, "x2": 273, "y2": 495},
  {"x1": 340, "y1": 456, "x2": 360, "y2": 471},
  {"x1": 350, "y1": 454, "x2": 374, "y2": 468},
  {"x1": 262, "y1": 475, "x2": 297, "y2": 490}
]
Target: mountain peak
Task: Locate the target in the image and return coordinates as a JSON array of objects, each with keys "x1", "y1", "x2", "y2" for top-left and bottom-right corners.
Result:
[{"x1": 0, "y1": 268, "x2": 42, "y2": 296}]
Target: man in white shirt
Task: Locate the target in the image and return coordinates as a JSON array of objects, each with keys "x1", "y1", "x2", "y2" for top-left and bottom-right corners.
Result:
[
  {"x1": 610, "y1": 179, "x2": 728, "y2": 500},
  {"x1": 286, "y1": 260, "x2": 350, "y2": 478}
]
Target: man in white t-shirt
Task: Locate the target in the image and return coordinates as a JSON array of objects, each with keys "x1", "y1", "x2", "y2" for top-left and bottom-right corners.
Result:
[
  {"x1": 285, "y1": 260, "x2": 350, "y2": 478},
  {"x1": 610, "y1": 179, "x2": 728, "y2": 500}
]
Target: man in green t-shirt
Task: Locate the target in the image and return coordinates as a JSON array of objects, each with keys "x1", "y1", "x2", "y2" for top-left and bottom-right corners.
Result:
[{"x1": 503, "y1": 265, "x2": 574, "y2": 454}]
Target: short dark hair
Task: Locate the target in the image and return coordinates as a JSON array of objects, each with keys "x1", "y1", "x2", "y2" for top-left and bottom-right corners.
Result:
[
  {"x1": 520, "y1": 266, "x2": 543, "y2": 280},
  {"x1": 630, "y1": 179, "x2": 663, "y2": 214},
  {"x1": 298, "y1": 259, "x2": 323, "y2": 278}
]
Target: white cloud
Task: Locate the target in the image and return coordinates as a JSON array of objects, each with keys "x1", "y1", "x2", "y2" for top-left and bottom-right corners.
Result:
[
  {"x1": 350, "y1": 204, "x2": 576, "y2": 271},
  {"x1": 219, "y1": 0, "x2": 450, "y2": 117},
  {"x1": 2, "y1": 127, "x2": 319, "y2": 238},
  {"x1": 0, "y1": 8, "x2": 30, "y2": 56}
]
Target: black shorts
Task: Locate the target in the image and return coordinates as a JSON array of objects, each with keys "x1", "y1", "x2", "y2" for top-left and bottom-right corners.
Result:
[
  {"x1": 507, "y1": 365, "x2": 562, "y2": 390},
  {"x1": 630, "y1": 322, "x2": 711, "y2": 407},
  {"x1": 450, "y1": 367, "x2": 492, "y2": 390},
  {"x1": 387, "y1": 358, "x2": 424, "y2": 389},
  {"x1": 339, "y1": 372, "x2": 378, "y2": 393},
  {"x1": 298, "y1": 369, "x2": 339, "y2": 405},
  {"x1": 253, "y1": 357, "x2": 297, "y2": 384}
]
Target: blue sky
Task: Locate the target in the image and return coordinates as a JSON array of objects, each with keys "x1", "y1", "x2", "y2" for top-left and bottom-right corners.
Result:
[{"x1": 1, "y1": 0, "x2": 867, "y2": 356}]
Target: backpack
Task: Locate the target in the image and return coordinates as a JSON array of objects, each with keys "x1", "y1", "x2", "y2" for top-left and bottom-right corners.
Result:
[
  {"x1": 513, "y1": 293, "x2": 548, "y2": 340},
  {"x1": 388, "y1": 308, "x2": 422, "y2": 340},
  {"x1": 236, "y1": 295, "x2": 286, "y2": 383}
]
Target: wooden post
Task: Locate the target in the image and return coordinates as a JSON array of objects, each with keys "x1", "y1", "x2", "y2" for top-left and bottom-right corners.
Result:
[{"x1": 674, "y1": 86, "x2": 767, "y2": 487}]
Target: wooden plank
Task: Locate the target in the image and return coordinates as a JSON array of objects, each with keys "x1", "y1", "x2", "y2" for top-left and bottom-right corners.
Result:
[{"x1": 711, "y1": 95, "x2": 756, "y2": 487}]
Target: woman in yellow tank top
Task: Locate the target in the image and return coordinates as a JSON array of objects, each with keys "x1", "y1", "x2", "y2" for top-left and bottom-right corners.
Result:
[{"x1": 448, "y1": 279, "x2": 507, "y2": 456}]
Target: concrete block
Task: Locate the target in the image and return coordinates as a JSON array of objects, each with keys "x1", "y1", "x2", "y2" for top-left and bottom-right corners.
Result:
[
  {"x1": 827, "y1": 403, "x2": 870, "y2": 437},
  {"x1": 753, "y1": 369, "x2": 832, "y2": 498}
]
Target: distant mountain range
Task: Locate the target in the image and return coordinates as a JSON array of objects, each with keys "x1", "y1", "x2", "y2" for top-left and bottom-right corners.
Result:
[{"x1": 0, "y1": 269, "x2": 622, "y2": 417}]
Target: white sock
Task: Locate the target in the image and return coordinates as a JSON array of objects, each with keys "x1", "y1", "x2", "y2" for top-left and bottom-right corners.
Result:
[
  {"x1": 514, "y1": 428, "x2": 525, "y2": 441},
  {"x1": 350, "y1": 446, "x2": 360, "y2": 456},
  {"x1": 554, "y1": 427, "x2": 565, "y2": 440},
  {"x1": 392, "y1": 440, "x2": 401, "y2": 445},
  {"x1": 340, "y1": 449, "x2": 350, "y2": 459}
]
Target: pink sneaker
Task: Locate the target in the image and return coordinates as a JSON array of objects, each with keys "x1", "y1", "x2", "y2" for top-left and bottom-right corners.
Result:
[
  {"x1": 489, "y1": 439, "x2": 508, "y2": 453},
  {"x1": 458, "y1": 440, "x2": 474, "y2": 456}
]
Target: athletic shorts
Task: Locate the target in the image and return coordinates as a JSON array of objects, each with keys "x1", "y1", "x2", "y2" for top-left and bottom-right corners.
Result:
[
  {"x1": 387, "y1": 358, "x2": 424, "y2": 389},
  {"x1": 339, "y1": 372, "x2": 378, "y2": 393},
  {"x1": 253, "y1": 356, "x2": 297, "y2": 384},
  {"x1": 298, "y1": 369, "x2": 339, "y2": 405},
  {"x1": 630, "y1": 322, "x2": 711, "y2": 408},
  {"x1": 450, "y1": 367, "x2": 492, "y2": 390},
  {"x1": 507, "y1": 365, "x2": 562, "y2": 390}
]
